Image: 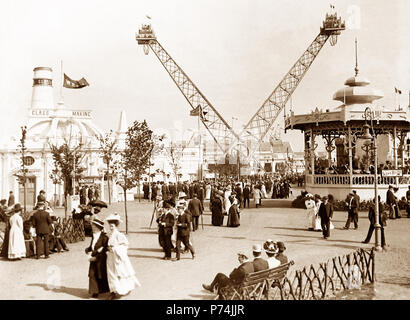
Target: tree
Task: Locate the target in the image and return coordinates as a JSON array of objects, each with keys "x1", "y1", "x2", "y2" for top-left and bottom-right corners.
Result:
[
  {"x1": 49, "y1": 140, "x2": 85, "y2": 217},
  {"x1": 97, "y1": 130, "x2": 117, "y2": 205},
  {"x1": 15, "y1": 126, "x2": 28, "y2": 213},
  {"x1": 49, "y1": 166, "x2": 63, "y2": 208},
  {"x1": 117, "y1": 120, "x2": 155, "y2": 234},
  {"x1": 167, "y1": 140, "x2": 186, "y2": 183}
]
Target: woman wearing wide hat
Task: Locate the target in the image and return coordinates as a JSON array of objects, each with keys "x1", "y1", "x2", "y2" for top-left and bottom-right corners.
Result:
[
  {"x1": 105, "y1": 213, "x2": 140, "y2": 299},
  {"x1": 84, "y1": 217, "x2": 110, "y2": 298},
  {"x1": 8, "y1": 203, "x2": 26, "y2": 260}
]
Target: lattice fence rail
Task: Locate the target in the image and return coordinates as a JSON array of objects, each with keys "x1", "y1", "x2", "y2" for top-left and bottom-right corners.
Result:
[{"x1": 269, "y1": 248, "x2": 375, "y2": 300}]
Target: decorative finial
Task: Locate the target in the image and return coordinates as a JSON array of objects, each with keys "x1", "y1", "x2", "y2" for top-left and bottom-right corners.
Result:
[{"x1": 354, "y1": 38, "x2": 359, "y2": 76}]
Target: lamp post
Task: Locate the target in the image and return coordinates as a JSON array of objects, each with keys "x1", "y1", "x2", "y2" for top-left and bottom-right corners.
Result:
[{"x1": 360, "y1": 107, "x2": 382, "y2": 252}]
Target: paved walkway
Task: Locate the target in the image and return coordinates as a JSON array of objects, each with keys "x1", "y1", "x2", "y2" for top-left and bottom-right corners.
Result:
[{"x1": 1, "y1": 200, "x2": 409, "y2": 300}]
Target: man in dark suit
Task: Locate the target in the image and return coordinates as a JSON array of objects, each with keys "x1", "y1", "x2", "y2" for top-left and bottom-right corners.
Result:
[
  {"x1": 175, "y1": 204, "x2": 195, "y2": 260},
  {"x1": 343, "y1": 190, "x2": 360, "y2": 230},
  {"x1": 234, "y1": 183, "x2": 242, "y2": 207},
  {"x1": 162, "y1": 183, "x2": 169, "y2": 201},
  {"x1": 243, "y1": 185, "x2": 250, "y2": 208},
  {"x1": 169, "y1": 182, "x2": 177, "y2": 200},
  {"x1": 362, "y1": 196, "x2": 386, "y2": 248},
  {"x1": 37, "y1": 190, "x2": 46, "y2": 204},
  {"x1": 80, "y1": 186, "x2": 87, "y2": 205},
  {"x1": 406, "y1": 186, "x2": 410, "y2": 218},
  {"x1": 202, "y1": 253, "x2": 254, "y2": 293},
  {"x1": 88, "y1": 186, "x2": 94, "y2": 203},
  {"x1": 198, "y1": 184, "x2": 205, "y2": 209},
  {"x1": 31, "y1": 202, "x2": 52, "y2": 259},
  {"x1": 252, "y1": 244, "x2": 269, "y2": 271},
  {"x1": 187, "y1": 194, "x2": 203, "y2": 231},
  {"x1": 143, "y1": 182, "x2": 149, "y2": 200},
  {"x1": 386, "y1": 185, "x2": 396, "y2": 219},
  {"x1": 318, "y1": 195, "x2": 334, "y2": 239},
  {"x1": 159, "y1": 200, "x2": 175, "y2": 260},
  {"x1": 189, "y1": 183, "x2": 195, "y2": 200},
  {"x1": 8, "y1": 191, "x2": 15, "y2": 207}
]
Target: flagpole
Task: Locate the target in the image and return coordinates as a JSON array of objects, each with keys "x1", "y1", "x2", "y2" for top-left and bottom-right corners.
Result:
[{"x1": 60, "y1": 60, "x2": 63, "y2": 102}]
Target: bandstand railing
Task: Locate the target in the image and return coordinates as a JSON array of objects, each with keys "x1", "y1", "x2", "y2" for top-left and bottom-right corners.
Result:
[{"x1": 309, "y1": 174, "x2": 410, "y2": 186}]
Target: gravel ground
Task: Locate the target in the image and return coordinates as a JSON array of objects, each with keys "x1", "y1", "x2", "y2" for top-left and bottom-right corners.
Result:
[{"x1": 1, "y1": 199, "x2": 409, "y2": 300}]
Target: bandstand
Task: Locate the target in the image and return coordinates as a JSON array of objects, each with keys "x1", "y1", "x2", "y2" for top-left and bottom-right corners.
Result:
[{"x1": 285, "y1": 58, "x2": 410, "y2": 201}]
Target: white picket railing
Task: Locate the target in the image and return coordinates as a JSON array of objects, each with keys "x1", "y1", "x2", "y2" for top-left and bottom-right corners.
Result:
[{"x1": 308, "y1": 174, "x2": 410, "y2": 186}]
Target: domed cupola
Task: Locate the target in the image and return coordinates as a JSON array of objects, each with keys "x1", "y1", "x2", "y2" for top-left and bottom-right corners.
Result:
[{"x1": 332, "y1": 39, "x2": 383, "y2": 108}]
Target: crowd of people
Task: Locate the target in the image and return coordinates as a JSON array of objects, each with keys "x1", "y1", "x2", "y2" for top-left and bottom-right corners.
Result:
[
  {"x1": 143, "y1": 175, "x2": 294, "y2": 204},
  {"x1": 0, "y1": 190, "x2": 70, "y2": 261}
]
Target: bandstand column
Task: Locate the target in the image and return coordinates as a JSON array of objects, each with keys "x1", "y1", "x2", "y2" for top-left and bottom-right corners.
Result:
[
  {"x1": 348, "y1": 126, "x2": 353, "y2": 184},
  {"x1": 310, "y1": 129, "x2": 315, "y2": 176},
  {"x1": 393, "y1": 126, "x2": 398, "y2": 169},
  {"x1": 393, "y1": 126, "x2": 398, "y2": 186}
]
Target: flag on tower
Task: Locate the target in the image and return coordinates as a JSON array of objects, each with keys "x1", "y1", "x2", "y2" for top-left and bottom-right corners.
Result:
[
  {"x1": 63, "y1": 73, "x2": 89, "y2": 89},
  {"x1": 395, "y1": 87, "x2": 402, "y2": 94},
  {"x1": 190, "y1": 105, "x2": 201, "y2": 116}
]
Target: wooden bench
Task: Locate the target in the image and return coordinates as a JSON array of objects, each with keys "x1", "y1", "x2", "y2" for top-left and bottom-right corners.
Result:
[{"x1": 217, "y1": 261, "x2": 294, "y2": 300}]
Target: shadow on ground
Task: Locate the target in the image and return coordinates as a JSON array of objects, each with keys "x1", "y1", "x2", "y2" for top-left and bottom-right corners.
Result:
[
  {"x1": 26, "y1": 283, "x2": 90, "y2": 299},
  {"x1": 129, "y1": 247, "x2": 163, "y2": 253}
]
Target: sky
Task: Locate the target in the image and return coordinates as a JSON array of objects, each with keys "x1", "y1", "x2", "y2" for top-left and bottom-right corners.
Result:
[{"x1": 0, "y1": 0, "x2": 409, "y2": 151}]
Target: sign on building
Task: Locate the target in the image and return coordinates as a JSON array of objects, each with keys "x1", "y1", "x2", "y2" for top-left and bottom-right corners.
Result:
[{"x1": 381, "y1": 170, "x2": 402, "y2": 177}]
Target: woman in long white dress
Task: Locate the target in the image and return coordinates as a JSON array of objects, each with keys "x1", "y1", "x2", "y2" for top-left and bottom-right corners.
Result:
[
  {"x1": 313, "y1": 196, "x2": 323, "y2": 231},
  {"x1": 8, "y1": 203, "x2": 26, "y2": 260},
  {"x1": 105, "y1": 213, "x2": 140, "y2": 299},
  {"x1": 304, "y1": 194, "x2": 315, "y2": 230},
  {"x1": 261, "y1": 183, "x2": 267, "y2": 199},
  {"x1": 205, "y1": 184, "x2": 211, "y2": 200}
]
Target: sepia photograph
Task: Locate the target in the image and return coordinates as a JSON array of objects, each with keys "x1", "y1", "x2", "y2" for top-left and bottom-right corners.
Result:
[{"x1": 0, "y1": 0, "x2": 409, "y2": 309}]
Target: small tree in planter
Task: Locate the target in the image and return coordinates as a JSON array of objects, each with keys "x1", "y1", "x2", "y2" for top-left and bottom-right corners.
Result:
[
  {"x1": 116, "y1": 120, "x2": 155, "y2": 234},
  {"x1": 97, "y1": 130, "x2": 118, "y2": 205},
  {"x1": 49, "y1": 140, "x2": 85, "y2": 217},
  {"x1": 49, "y1": 166, "x2": 63, "y2": 208}
]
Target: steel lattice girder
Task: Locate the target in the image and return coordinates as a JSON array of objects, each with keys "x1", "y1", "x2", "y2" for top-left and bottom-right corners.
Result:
[
  {"x1": 147, "y1": 41, "x2": 257, "y2": 165},
  {"x1": 235, "y1": 34, "x2": 330, "y2": 158}
]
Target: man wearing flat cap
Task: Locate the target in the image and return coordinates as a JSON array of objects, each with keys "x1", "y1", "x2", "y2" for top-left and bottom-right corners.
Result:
[{"x1": 202, "y1": 252, "x2": 254, "y2": 293}]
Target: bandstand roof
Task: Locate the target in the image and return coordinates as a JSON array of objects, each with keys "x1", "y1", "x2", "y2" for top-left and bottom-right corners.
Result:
[{"x1": 285, "y1": 106, "x2": 410, "y2": 132}]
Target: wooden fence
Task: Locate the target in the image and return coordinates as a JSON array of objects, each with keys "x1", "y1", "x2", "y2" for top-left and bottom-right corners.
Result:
[
  {"x1": 268, "y1": 248, "x2": 375, "y2": 300},
  {"x1": 55, "y1": 217, "x2": 85, "y2": 243}
]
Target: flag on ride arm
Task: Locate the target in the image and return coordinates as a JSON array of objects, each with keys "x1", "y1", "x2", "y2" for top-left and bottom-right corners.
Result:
[
  {"x1": 189, "y1": 106, "x2": 201, "y2": 116},
  {"x1": 63, "y1": 73, "x2": 89, "y2": 89},
  {"x1": 395, "y1": 87, "x2": 402, "y2": 94}
]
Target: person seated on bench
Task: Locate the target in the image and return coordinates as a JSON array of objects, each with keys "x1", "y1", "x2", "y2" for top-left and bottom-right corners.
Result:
[
  {"x1": 263, "y1": 239, "x2": 280, "y2": 269},
  {"x1": 275, "y1": 241, "x2": 288, "y2": 264},
  {"x1": 202, "y1": 252, "x2": 254, "y2": 293},
  {"x1": 252, "y1": 244, "x2": 269, "y2": 271}
]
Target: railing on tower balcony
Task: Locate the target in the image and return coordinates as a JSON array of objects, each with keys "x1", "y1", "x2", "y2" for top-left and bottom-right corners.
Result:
[{"x1": 307, "y1": 174, "x2": 410, "y2": 186}]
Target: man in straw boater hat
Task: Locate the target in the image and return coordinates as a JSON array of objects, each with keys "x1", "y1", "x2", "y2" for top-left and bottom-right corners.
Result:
[
  {"x1": 202, "y1": 252, "x2": 254, "y2": 294},
  {"x1": 85, "y1": 217, "x2": 109, "y2": 298},
  {"x1": 252, "y1": 244, "x2": 269, "y2": 272}
]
